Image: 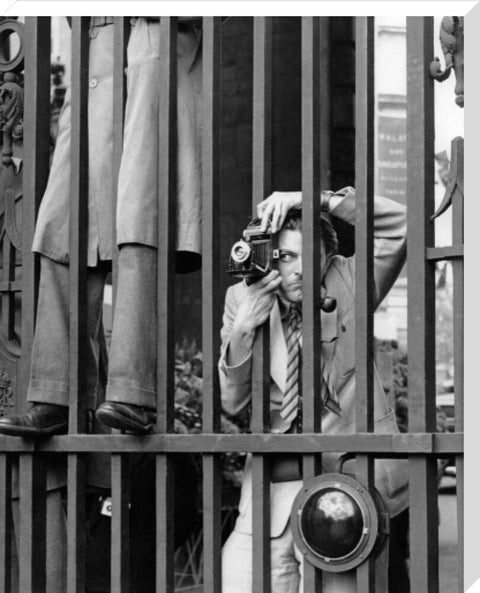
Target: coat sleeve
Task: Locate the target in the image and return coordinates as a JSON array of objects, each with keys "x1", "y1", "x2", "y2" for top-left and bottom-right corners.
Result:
[
  {"x1": 218, "y1": 283, "x2": 253, "y2": 416},
  {"x1": 329, "y1": 187, "x2": 407, "y2": 308}
]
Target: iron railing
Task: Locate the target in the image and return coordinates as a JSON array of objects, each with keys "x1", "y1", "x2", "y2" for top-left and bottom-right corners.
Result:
[{"x1": 0, "y1": 15, "x2": 464, "y2": 593}]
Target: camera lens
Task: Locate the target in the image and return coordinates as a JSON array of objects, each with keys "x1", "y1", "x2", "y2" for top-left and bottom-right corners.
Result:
[{"x1": 231, "y1": 240, "x2": 252, "y2": 263}]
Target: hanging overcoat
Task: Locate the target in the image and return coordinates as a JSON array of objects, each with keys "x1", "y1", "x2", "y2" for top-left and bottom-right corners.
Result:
[{"x1": 32, "y1": 17, "x2": 202, "y2": 267}]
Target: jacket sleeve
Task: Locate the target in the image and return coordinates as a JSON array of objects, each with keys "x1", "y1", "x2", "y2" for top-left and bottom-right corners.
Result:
[
  {"x1": 329, "y1": 187, "x2": 407, "y2": 308},
  {"x1": 218, "y1": 283, "x2": 253, "y2": 416}
]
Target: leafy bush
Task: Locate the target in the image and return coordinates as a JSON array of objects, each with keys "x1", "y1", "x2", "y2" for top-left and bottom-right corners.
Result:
[{"x1": 174, "y1": 341, "x2": 248, "y2": 492}]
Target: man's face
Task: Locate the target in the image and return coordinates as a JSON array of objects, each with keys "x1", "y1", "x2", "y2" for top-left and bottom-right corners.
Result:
[{"x1": 277, "y1": 228, "x2": 327, "y2": 304}]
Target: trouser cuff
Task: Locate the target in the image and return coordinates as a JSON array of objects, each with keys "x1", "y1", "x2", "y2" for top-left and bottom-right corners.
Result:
[{"x1": 105, "y1": 382, "x2": 156, "y2": 410}]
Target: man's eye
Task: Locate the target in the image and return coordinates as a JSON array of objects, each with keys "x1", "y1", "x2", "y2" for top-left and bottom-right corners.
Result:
[{"x1": 280, "y1": 253, "x2": 293, "y2": 262}]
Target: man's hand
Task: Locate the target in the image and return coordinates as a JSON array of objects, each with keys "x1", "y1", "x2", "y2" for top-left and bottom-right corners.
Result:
[
  {"x1": 233, "y1": 270, "x2": 282, "y2": 333},
  {"x1": 257, "y1": 191, "x2": 302, "y2": 233},
  {"x1": 257, "y1": 190, "x2": 344, "y2": 233},
  {"x1": 227, "y1": 271, "x2": 282, "y2": 366}
]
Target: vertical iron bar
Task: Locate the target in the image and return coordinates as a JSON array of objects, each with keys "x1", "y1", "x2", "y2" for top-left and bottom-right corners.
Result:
[
  {"x1": 301, "y1": 15, "x2": 323, "y2": 451},
  {"x1": 202, "y1": 17, "x2": 223, "y2": 593},
  {"x1": 354, "y1": 15, "x2": 375, "y2": 442},
  {"x1": 451, "y1": 137, "x2": 464, "y2": 593},
  {"x1": 18, "y1": 455, "x2": 46, "y2": 593},
  {"x1": 156, "y1": 17, "x2": 177, "y2": 593},
  {"x1": 68, "y1": 18, "x2": 89, "y2": 432},
  {"x1": 21, "y1": 17, "x2": 51, "y2": 403},
  {"x1": 406, "y1": 16, "x2": 438, "y2": 593},
  {"x1": 456, "y1": 454, "x2": 464, "y2": 593},
  {"x1": 2, "y1": 235, "x2": 15, "y2": 341},
  {"x1": 354, "y1": 16, "x2": 376, "y2": 593},
  {"x1": 67, "y1": 455, "x2": 86, "y2": 593},
  {"x1": 111, "y1": 20, "x2": 130, "y2": 593},
  {"x1": 68, "y1": 16, "x2": 90, "y2": 593},
  {"x1": 301, "y1": 16, "x2": 323, "y2": 593},
  {"x1": 0, "y1": 454, "x2": 12, "y2": 593},
  {"x1": 406, "y1": 17, "x2": 437, "y2": 432},
  {"x1": 19, "y1": 17, "x2": 51, "y2": 593},
  {"x1": 251, "y1": 17, "x2": 272, "y2": 593},
  {"x1": 252, "y1": 18, "x2": 273, "y2": 211},
  {"x1": 319, "y1": 18, "x2": 331, "y2": 191},
  {"x1": 111, "y1": 17, "x2": 129, "y2": 302},
  {"x1": 111, "y1": 455, "x2": 130, "y2": 593}
]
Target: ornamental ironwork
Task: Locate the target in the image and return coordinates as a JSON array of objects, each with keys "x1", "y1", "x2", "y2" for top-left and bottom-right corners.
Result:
[
  {"x1": 0, "y1": 367, "x2": 13, "y2": 416},
  {"x1": 0, "y1": 18, "x2": 24, "y2": 168},
  {"x1": 430, "y1": 16, "x2": 464, "y2": 108}
]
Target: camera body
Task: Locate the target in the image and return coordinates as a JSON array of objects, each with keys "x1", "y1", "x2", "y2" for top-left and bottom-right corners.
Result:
[{"x1": 227, "y1": 218, "x2": 278, "y2": 281}]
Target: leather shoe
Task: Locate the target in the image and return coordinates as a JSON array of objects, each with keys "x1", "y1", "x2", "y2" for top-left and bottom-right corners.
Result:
[
  {"x1": 0, "y1": 404, "x2": 68, "y2": 437},
  {"x1": 96, "y1": 402, "x2": 156, "y2": 434}
]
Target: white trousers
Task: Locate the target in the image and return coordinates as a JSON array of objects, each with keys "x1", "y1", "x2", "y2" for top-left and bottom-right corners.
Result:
[{"x1": 222, "y1": 523, "x2": 356, "y2": 593}]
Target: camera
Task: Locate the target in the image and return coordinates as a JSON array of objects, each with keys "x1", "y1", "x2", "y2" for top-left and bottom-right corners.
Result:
[
  {"x1": 227, "y1": 218, "x2": 278, "y2": 282},
  {"x1": 227, "y1": 217, "x2": 337, "y2": 312}
]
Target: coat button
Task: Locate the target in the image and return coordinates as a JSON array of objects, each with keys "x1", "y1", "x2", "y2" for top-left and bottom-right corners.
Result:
[{"x1": 89, "y1": 78, "x2": 98, "y2": 89}]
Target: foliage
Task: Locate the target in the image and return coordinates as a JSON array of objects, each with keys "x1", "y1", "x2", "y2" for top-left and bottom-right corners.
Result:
[
  {"x1": 174, "y1": 341, "x2": 248, "y2": 492},
  {"x1": 376, "y1": 338, "x2": 450, "y2": 434}
]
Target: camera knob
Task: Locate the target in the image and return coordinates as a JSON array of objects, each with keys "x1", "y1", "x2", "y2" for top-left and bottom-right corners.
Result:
[{"x1": 321, "y1": 296, "x2": 337, "y2": 313}]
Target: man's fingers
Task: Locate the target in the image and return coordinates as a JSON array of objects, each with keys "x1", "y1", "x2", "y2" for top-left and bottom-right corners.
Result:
[
  {"x1": 249, "y1": 270, "x2": 280, "y2": 293},
  {"x1": 257, "y1": 194, "x2": 275, "y2": 216},
  {"x1": 258, "y1": 201, "x2": 274, "y2": 232},
  {"x1": 257, "y1": 192, "x2": 302, "y2": 232},
  {"x1": 271, "y1": 276, "x2": 283, "y2": 290},
  {"x1": 270, "y1": 203, "x2": 286, "y2": 233},
  {"x1": 258, "y1": 196, "x2": 289, "y2": 233},
  {"x1": 258, "y1": 270, "x2": 279, "y2": 285},
  {"x1": 264, "y1": 271, "x2": 282, "y2": 292}
]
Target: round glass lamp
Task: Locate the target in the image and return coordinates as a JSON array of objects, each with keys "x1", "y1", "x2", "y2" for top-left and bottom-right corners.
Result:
[{"x1": 290, "y1": 473, "x2": 389, "y2": 572}]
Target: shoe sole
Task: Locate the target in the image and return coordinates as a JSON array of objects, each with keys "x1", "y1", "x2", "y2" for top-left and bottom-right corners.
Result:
[
  {"x1": 95, "y1": 409, "x2": 154, "y2": 435},
  {"x1": 0, "y1": 423, "x2": 67, "y2": 438}
]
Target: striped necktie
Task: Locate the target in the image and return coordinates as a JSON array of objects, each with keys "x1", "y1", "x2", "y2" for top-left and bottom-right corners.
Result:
[{"x1": 280, "y1": 304, "x2": 302, "y2": 426}]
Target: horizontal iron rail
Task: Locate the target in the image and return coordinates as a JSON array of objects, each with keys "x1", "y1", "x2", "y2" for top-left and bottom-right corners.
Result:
[
  {"x1": 426, "y1": 245, "x2": 463, "y2": 261},
  {"x1": 0, "y1": 281, "x2": 22, "y2": 293},
  {"x1": 0, "y1": 432, "x2": 463, "y2": 454}
]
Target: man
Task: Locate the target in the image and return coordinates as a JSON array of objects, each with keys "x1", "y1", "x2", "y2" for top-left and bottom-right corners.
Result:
[
  {"x1": 0, "y1": 17, "x2": 203, "y2": 438},
  {"x1": 0, "y1": 17, "x2": 202, "y2": 593},
  {"x1": 219, "y1": 187, "x2": 409, "y2": 593}
]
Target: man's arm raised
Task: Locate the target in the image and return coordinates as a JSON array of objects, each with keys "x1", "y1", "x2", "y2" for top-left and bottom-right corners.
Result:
[
  {"x1": 327, "y1": 188, "x2": 407, "y2": 307},
  {"x1": 256, "y1": 187, "x2": 406, "y2": 308}
]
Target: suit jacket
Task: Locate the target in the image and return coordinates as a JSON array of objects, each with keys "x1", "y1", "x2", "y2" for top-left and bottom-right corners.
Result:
[{"x1": 219, "y1": 187, "x2": 409, "y2": 537}]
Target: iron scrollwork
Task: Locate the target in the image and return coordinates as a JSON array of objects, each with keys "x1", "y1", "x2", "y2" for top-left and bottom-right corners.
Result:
[
  {"x1": 0, "y1": 18, "x2": 25, "y2": 415},
  {"x1": 430, "y1": 17, "x2": 464, "y2": 220},
  {"x1": 0, "y1": 367, "x2": 13, "y2": 416},
  {"x1": 431, "y1": 136, "x2": 463, "y2": 221},
  {"x1": 429, "y1": 16, "x2": 464, "y2": 108},
  {"x1": 0, "y1": 19, "x2": 24, "y2": 168}
]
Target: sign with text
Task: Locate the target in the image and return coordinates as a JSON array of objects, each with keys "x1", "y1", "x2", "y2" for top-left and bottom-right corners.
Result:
[{"x1": 377, "y1": 115, "x2": 407, "y2": 204}]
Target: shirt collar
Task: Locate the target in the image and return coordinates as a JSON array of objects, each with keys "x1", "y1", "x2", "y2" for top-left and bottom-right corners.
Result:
[{"x1": 277, "y1": 295, "x2": 302, "y2": 320}]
